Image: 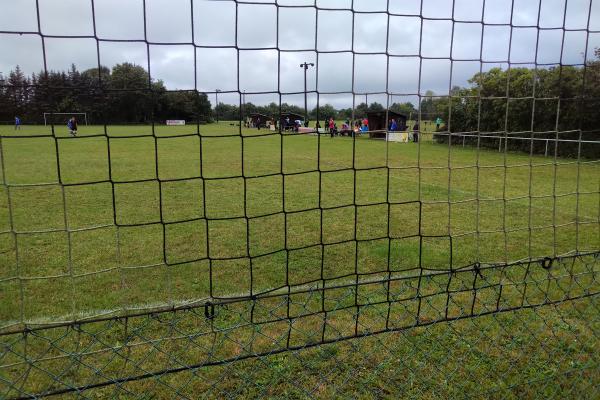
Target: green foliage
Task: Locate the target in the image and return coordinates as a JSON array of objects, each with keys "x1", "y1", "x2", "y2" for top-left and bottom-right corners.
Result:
[
  {"x1": 0, "y1": 63, "x2": 212, "y2": 124},
  {"x1": 390, "y1": 101, "x2": 417, "y2": 117},
  {"x1": 432, "y1": 49, "x2": 600, "y2": 158}
]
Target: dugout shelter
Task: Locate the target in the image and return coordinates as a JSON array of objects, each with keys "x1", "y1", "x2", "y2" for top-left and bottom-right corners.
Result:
[{"x1": 367, "y1": 110, "x2": 408, "y2": 139}]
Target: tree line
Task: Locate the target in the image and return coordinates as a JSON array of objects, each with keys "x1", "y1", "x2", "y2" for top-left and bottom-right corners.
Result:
[
  {"x1": 215, "y1": 101, "x2": 418, "y2": 123},
  {"x1": 1, "y1": 49, "x2": 598, "y2": 136},
  {"x1": 431, "y1": 48, "x2": 600, "y2": 158},
  {"x1": 0, "y1": 63, "x2": 212, "y2": 124}
]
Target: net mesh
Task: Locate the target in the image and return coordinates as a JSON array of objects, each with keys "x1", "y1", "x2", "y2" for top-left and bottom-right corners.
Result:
[{"x1": 0, "y1": 0, "x2": 599, "y2": 398}]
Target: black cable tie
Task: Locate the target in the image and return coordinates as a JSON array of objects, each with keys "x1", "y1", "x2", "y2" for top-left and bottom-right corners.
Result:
[
  {"x1": 474, "y1": 262, "x2": 484, "y2": 278},
  {"x1": 204, "y1": 302, "x2": 215, "y2": 320},
  {"x1": 541, "y1": 257, "x2": 553, "y2": 270}
]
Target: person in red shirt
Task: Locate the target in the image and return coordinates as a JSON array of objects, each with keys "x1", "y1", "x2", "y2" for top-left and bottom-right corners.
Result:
[{"x1": 329, "y1": 118, "x2": 335, "y2": 137}]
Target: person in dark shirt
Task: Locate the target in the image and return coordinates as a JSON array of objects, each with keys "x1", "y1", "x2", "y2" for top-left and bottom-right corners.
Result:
[
  {"x1": 412, "y1": 123, "x2": 419, "y2": 143},
  {"x1": 67, "y1": 117, "x2": 78, "y2": 136}
]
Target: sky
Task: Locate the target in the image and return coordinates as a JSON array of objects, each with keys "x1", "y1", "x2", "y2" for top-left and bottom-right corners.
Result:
[{"x1": 0, "y1": 0, "x2": 599, "y2": 109}]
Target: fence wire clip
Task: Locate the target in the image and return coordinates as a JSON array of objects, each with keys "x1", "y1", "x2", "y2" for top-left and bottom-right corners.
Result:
[
  {"x1": 474, "y1": 262, "x2": 484, "y2": 278},
  {"x1": 205, "y1": 302, "x2": 215, "y2": 320},
  {"x1": 541, "y1": 257, "x2": 554, "y2": 270}
]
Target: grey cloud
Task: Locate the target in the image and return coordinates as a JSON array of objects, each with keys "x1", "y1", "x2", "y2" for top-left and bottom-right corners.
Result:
[
  {"x1": 452, "y1": 23, "x2": 484, "y2": 60},
  {"x1": 150, "y1": 45, "x2": 196, "y2": 89},
  {"x1": 388, "y1": 16, "x2": 421, "y2": 55},
  {"x1": 421, "y1": 19, "x2": 454, "y2": 58},
  {"x1": 0, "y1": 0, "x2": 37, "y2": 32},
  {"x1": 238, "y1": 4, "x2": 277, "y2": 48},
  {"x1": 0, "y1": 35, "x2": 44, "y2": 74},
  {"x1": 453, "y1": 0, "x2": 485, "y2": 21},
  {"x1": 0, "y1": 0, "x2": 598, "y2": 110},
  {"x1": 39, "y1": 0, "x2": 94, "y2": 36},
  {"x1": 100, "y1": 41, "x2": 148, "y2": 71},
  {"x1": 239, "y1": 49, "x2": 279, "y2": 92},
  {"x1": 279, "y1": 7, "x2": 316, "y2": 50},
  {"x1": 196, "y1": 47, "x2": 238, "y2": 91},
  {"x1": 354, "y1": 13, "x2": 388, "y2": 53},
  {"x1": 147, "y1": 0, "x2": 192, "y2": 43},
  {"x1": 316, "y1": 10, "x2": 353, "y2": 51},
  {"x1": 45, "y1": 37, "x2": 98, "y2": 72},
  {"x1": 388, "y1": 0, "x2": 421, "y2": 16},
  {"x1": 422, "y1": 0, "x2": 453, "y2": 18},
  {"x1": 95, "y1": 0, "x2": 145, "y2": 40},
  {"x1": 512, "y1": 0, "x2": 540, "y2": 26}
]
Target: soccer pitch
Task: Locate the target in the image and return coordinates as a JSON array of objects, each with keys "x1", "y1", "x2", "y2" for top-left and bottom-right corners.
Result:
[{"x1": 0, "y1": 122, "x2": 598, "y2": 398}]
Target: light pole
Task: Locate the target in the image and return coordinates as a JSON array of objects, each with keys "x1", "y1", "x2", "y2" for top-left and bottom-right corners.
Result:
[
  {"x1": 299, "y1": 62, "x2": 314, "y2": 126},
  {"x1": 242, "y1": 90, "x2": 246, "y2": 121},
  {"x1": 215, "y1": 89, "x2": 222, "y2": 123}
]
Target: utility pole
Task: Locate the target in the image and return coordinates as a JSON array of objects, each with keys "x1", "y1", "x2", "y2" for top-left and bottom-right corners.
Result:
[
  {"x1": 299, "y1": 62, "x2": 314, "y2": 126},
  {"x1": 215, "y1": 89, "x2": 222, "y2": 123},
  {"x1": 242, "y1": 90, "x2": 246, "y2": 121}
]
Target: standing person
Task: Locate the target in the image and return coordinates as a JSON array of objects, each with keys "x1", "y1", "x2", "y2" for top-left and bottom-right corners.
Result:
[
  {"x1": 389, "y1": 118, "x2": 398, "y2": 132},
  {"x1": 14, "y1": 116, "x2": 21, "y2": 130},
  {"x1": 435, "y1": 117, "x2": 442, "y2": 130},
  {"x1": 412, "y1": 123, "x2": 419, "y2": 143},
  {"x1": 256, "y1": 116, "x2": 261, "y2": 130},
  {"x1": 67, "y1": 117, "x2": 78, "y2": 136},
  {"x1": 328, "y1": 117, "x2": 334, "y2": 135}
]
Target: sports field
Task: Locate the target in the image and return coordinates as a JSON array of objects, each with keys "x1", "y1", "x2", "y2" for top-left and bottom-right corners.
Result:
[{"x1": 0, "y1": 122, "x2": 598, "y2": 398}]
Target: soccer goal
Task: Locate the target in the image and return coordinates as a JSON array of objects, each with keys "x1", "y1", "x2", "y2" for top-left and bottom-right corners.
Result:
[{"x1": 43, "y1": 112, "x2": 88, "y2": 126}]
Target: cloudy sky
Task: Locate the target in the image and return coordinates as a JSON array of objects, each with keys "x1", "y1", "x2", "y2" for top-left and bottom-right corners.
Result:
[{"x1": 1, "y1": 0, "x2": 599, "y2": 108}]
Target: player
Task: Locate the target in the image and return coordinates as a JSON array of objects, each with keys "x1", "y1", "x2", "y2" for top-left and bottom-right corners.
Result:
[
  {"x1": 14, "y1": 116, "x2": 21, "y2": 130},
  {"x1": 67, "y1": 117, "x2": 78, "y2": 136},
  {"x1": 412, "y1": 123, "x2": 419, "y2": 143}
]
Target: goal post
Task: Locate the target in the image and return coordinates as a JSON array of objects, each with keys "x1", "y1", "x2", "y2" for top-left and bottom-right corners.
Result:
[{"x1": 43, "y1": 112, "x2": 88, "y2": 126}]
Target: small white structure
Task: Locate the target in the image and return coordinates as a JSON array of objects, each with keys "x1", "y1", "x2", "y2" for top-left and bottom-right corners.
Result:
[
  {"x1": 387, "y1": 131, "x2": 410, "y2": 143},
  {"x1": 166, "y1": 120, "x2": 186, "y2": 126}
]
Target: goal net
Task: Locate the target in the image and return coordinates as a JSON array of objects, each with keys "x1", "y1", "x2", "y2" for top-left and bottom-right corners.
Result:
[
  {"x1": 43, "y1": 112, "x2": 88, "y2": 126},
  {"x1": 0, "y1": 0, "x2": 598, "y2": 398}
]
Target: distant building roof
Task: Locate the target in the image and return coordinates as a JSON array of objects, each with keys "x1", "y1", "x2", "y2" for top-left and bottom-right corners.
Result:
[
  {"x1": 280, "y1": 112, "x2": 304, "y2": 120},
  {"x1": 249, "y1": 112, "x2": 272, "y2": 119},
  {"x1": 366, "y1": 110, "x2": 407, "y2": 120}
]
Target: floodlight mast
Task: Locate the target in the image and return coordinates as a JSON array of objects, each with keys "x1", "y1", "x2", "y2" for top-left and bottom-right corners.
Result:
[
  {"x1": 300, "y1": 62, "x2": 314, "y2": 126},
  {"x1": 215, "y1": 89, "x2": 222, "y2": 122}
]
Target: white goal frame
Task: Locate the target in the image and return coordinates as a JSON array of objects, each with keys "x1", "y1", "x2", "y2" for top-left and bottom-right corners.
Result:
[{"x1": 43, "y1": 113, "x2": 88, "y2": 126}]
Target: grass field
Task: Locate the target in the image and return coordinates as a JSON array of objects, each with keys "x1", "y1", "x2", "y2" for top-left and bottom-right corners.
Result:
[{"x1": 0, "y1": 122, "x2": 598, "y2": 398}]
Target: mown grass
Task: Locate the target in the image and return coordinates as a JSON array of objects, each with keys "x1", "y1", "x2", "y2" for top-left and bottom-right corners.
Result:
[{"x1": 0, "y1": 122, "x2": 598, "y2": 398}]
